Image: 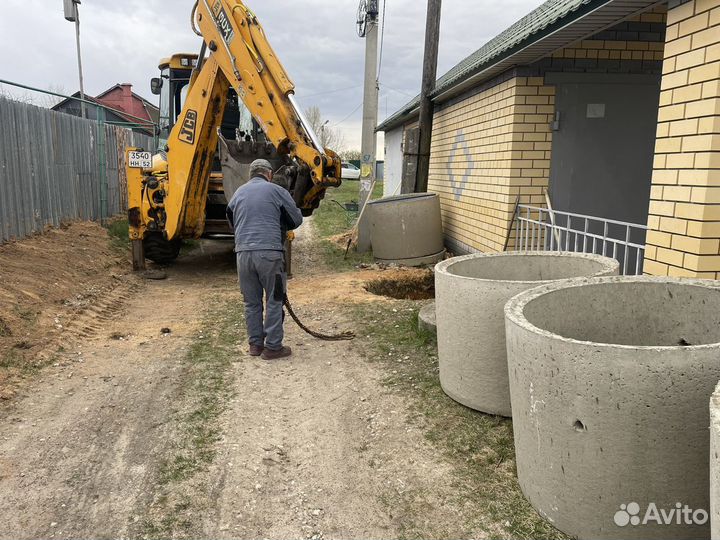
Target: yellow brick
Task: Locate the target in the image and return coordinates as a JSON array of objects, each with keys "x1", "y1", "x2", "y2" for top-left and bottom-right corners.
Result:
[
  {"x1": 671, "y1": 235, "x2": 720, "y2": 254},
  {"x1": 695, "y1": 152, "x2": 720, "y2": 168},
  {"x1": 683, "y1": 254, "x2": 720, "y2": 272},
  {"x1": 645, "y1": 245, "x2": 658, "y2": 260},
  {"x1": 692, "y1": 187, "x2": 720, "y2": 204},
  {"x1": 698, "y1": 0, "x2": 720, "y2": 16},
  {"x1": 658, "y1": 216, "x2": 687, "y2": 234},
  {"x1": 628, "y1": 41, "x2": 650, "y2": 51},
  {"x1": 679, "y1": 168, "x2": 720, "y2": 185},
  {"x1": 669, "y1": 118, "x2": 699, "y2": 136},
  {"x1": 657, "y1": 103, "x2": 686, "y2": 121},
  {"x1": 657, "y1": 122, "x2": 671, "y2": 138},
  {"x1": 647, "y1": 215, "x2": 661, "y2": 229},
  {"x1": 665, "y1": 36, "x2": 693, "y2": 58},
  {"x1": 672, "y1": 84, "x2": 703, "y2": 103},
  {"x1": 676, "y1": 48, "x2": 707, "y2": 70},
  {"x1": 649, "y1": 200, "x2": 675, "y2": 216},
  {"x1": 693, "y1": 26, "x2": 720, "y2": 49},
  {"x1": 686, "y1": 97, "x2": 720, "y2": 117},
  {"x1": 666, "y1": 152, "x2": 696, "y2": 168},
  {"x1": 667, "y1": 2, "x2": 696, "y2": 26},
  {"x1": 643, "y1": 259, "x2": 670, "y2": 277},
  {"x1": 654, "y1": 154, "x2": 668, "y2": 168},
  {"x1": 655, "y1": 247, "x2": 686, "y2": 266},
  {"x1": 664, "y1": 57, "x2": 678, "y2": 75},
  {"x1": 666, "y1": 23, "x2": 680, "y2": 42},
  {"x1": 699, "y1": 116, "x2": 720, "y2": 133},
  {"x1": 667, "y1": 265, "x2": 703, "y2": 277},
  {"x1": 662, "y1": 70, "x2": 690, "y2": 90},
  {"x1": 675, "y1": 202, "x2": 708, "y2": 219},
  {"x1": 652, "y1": 169, "x2": 680, "y2": 185},
  {"x1": 689, "y1": 61, "x2": 720, "y2": 84},
  {"x1": 712, "y1": 6, "x2": 720, "y2": 26},
  {"x1": 655, "y1": 136, "x2": 683, "y2": 153},
  {"x1": 605, "y1": 40, "x2": 627, "y2": 50},
  {"x1": 703, "y1": 79, "x2": 720, "y2": 99},
  {"x1": 641, "y1": 12, "x2": 667, "y2": 24},
  {"x1": 659, "y1": 216, "x2": 689, "y2": 234},
  {"x1": 660, "y1": 90, "x2": 674, "y2": 106},
  {"x1": 582, "y1": 40, "x2": 604, "y2": 49},
  {"x1": 664, "y1": 185, "x2": 693, "y2": 201},
  {"x1": 646, "y1": 230, "x2": 673, "y2": 248},
  {"x1": 679, "y1": 12, "x2": 710, "y2": 38},
  {"x1": 651, "y1": 185, "x2": 665, "y2": 199},
  {"x1": 687, "y1": 220, "x2": 720, "y2": 236},
  {"x1": 683, "y1": 134, "x2": 720, "y2": 152},
  {"x1": 708, "y1": 43, "x2": 720, "y2": 63}
]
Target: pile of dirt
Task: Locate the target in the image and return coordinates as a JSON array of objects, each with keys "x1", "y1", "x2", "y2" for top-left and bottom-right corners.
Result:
[
  {"x1": 0, "y1": 222, "x2": 134, "y2": 397},
  {"x1": 364, "y1": 267, "x2": 435, "y2": 300}
]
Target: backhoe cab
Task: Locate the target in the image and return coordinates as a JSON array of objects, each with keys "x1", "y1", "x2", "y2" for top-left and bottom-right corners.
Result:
[{"x1": 126, "y1": 1, "x2": 342, "y2": 269}]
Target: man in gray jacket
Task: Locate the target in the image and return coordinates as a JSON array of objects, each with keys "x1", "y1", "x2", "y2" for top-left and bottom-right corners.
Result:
[{"x1": 226, "y1": 159, "x2": 303, "y2": 360}]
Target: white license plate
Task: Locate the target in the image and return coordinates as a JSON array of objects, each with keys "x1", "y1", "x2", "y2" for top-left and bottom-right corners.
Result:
[{"x1": 128, "y1": 151, "x2": 152, "y2": 169}]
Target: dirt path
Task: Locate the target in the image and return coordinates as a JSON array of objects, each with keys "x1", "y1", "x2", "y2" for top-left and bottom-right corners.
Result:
[{"x1": 0, "y1": 222, "x2": 489, "y2": 540}]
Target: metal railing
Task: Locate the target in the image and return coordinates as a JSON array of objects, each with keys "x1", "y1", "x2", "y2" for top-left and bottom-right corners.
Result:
[{"x1": 513, "y1": 204, "x2": 648, "y2": 275}]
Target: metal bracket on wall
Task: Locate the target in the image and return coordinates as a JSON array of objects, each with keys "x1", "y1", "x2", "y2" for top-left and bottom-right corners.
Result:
[{"x1": 550, "y1": 111, "x2": 561, "y2": 131}]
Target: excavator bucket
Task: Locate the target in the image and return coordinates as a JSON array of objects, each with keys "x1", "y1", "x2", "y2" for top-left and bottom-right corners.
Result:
[
  {"x1": 217, "y1": 134, "x2": 290, "y2": 199},
  {"x1": 217, "y1": 134, "x2": 314, "y2": 210}
]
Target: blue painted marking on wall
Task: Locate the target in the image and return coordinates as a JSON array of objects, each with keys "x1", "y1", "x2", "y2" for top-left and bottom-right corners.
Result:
[{"x1": 447, "y1": 130, "x2": 474, "y2": 201}]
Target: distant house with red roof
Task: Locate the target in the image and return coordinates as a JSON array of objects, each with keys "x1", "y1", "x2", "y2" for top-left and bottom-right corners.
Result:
[{"x1": 52, "y1": 83, "x2": 158, "y2": 136}]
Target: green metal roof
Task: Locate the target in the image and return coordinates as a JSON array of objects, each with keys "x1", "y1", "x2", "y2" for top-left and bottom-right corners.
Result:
[{"x1": 378, "y1": 0, "x2": 631, "y2": 131}]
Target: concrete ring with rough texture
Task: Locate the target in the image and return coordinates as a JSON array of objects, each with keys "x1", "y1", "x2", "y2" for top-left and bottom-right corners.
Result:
[
  {"x1": 505, "y1": 275, "x2": 720, "y2": 540},
  {"x1": 434, "y1": 251, "x2": 618, "y2": 417}
]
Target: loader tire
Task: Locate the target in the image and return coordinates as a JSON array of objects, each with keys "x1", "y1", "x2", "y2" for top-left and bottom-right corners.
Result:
[{"x1": 143, "y1": 233, "x2": 182, "y2": 265}]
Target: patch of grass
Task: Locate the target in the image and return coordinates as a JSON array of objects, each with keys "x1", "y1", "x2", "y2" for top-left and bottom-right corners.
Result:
[
  {"x1": 0, "y1": 317, "x2": 10, "y2": 337},
  {"x1": 313, "y1": 181, "x2": 383, "y2": 271},
  {"x1": 0, "y1": 349, "x2": 53, "y2": 374},
  {"x1": 350, "y1": 302, "x2": 568, "y2": 540},
  {"x1": 13, "y1": 305, "x2": 37, "y2": 323},
  {"x1": 314, "y1": 180, "x2": 383, "y2": 239},
  {"x1": 106, "y1": 218, "x2": 130, "y2": 251},
  {"x1": 140, "y1": 297, "x2": 244, "y2": 538}
]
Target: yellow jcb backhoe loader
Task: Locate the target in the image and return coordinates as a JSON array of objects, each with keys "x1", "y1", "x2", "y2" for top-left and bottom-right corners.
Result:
[{"x1": 125, "y1": 0, "x2": 342, "y2": 269}]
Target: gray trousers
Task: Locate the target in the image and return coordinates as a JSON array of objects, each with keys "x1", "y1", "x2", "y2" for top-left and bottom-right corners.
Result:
[{"x1": 236, "y1": 250, "x2": 286, "y2": 350}]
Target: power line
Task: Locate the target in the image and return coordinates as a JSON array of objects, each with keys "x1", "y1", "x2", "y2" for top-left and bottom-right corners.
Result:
[
  {"x1": 302, "y1": 84, "x2": 363, "y2": 99},
  {"x1": 380, "y1": 83, "x2": 414, "y2": 98},
  {"x1": 332, "y1": 101, "x2": 364, "y2": 126},
  {"x1": 376, "y1": 0, "x2": 387, "y2": 80}
]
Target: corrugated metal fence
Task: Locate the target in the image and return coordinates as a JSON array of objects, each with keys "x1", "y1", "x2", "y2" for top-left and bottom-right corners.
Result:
[{"x1": 0, "y1": 97, "x2": 154, "y2": 243}]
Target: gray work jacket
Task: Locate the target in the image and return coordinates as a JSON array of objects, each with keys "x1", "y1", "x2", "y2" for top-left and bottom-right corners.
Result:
[{"x1": 225, "y1": 177, "x2": 303, "y2": 252}]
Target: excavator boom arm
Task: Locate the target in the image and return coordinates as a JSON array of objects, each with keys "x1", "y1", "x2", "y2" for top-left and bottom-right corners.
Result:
[
  {"x1": 194, "y1": 0, "x2": 340, "y2": 190},
  {"x1": 127, "y1": 0, "x2": 341, "y2": 263}
]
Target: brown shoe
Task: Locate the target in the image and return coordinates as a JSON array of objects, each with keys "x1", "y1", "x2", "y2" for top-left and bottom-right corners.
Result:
[
  {"x1": 249, "y1": 344, "x2": 264, "y2": 357},
  {"x1": 261, "y1": 346, "x2": 292, "y2": 361}
]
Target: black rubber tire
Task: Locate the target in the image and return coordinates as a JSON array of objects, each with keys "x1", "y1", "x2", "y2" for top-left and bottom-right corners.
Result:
[{"x1": 143, "y1": 233, "x2": 182, "y2": 265}]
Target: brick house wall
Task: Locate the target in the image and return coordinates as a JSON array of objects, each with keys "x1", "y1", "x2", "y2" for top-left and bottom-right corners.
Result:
[
  {"x1": 427, "y1": 9, "x2": 667, "y2": 255},
  {"x1": 644, "y1": 0, "x2": 720, "y2": 277}
]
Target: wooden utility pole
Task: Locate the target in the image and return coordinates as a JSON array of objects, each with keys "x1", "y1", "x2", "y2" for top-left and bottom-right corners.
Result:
[
  {"x1": 415, "y1": 0, "x2": 442, "y2": 193},
  {"x1": 357, "y1": 0, "x2": 380, "y2": 253}
]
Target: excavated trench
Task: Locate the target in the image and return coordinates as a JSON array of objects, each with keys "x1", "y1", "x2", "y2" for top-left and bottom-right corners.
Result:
[{"x1": 364, "y1": 270, "x2": 435, "y2": 300}]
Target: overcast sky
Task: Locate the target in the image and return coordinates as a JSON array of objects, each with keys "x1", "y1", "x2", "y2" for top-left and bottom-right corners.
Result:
[{"x1": 0, "y1": 0, "x2": 544, "y2": 152}]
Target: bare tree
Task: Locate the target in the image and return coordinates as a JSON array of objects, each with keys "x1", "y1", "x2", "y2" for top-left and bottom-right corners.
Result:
[
  {"x1": 0, "y1": 83, "x2": 68, "y2": 108},
  {"x1": 38, "y1": 84, "x2": 68, "y2": 108},
  {"x1": 304, "y1": 106, "x2": 345, "y2": 151},
  {"x1": 339, "y1": 149, "x2": 362, "y2": 161}
]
